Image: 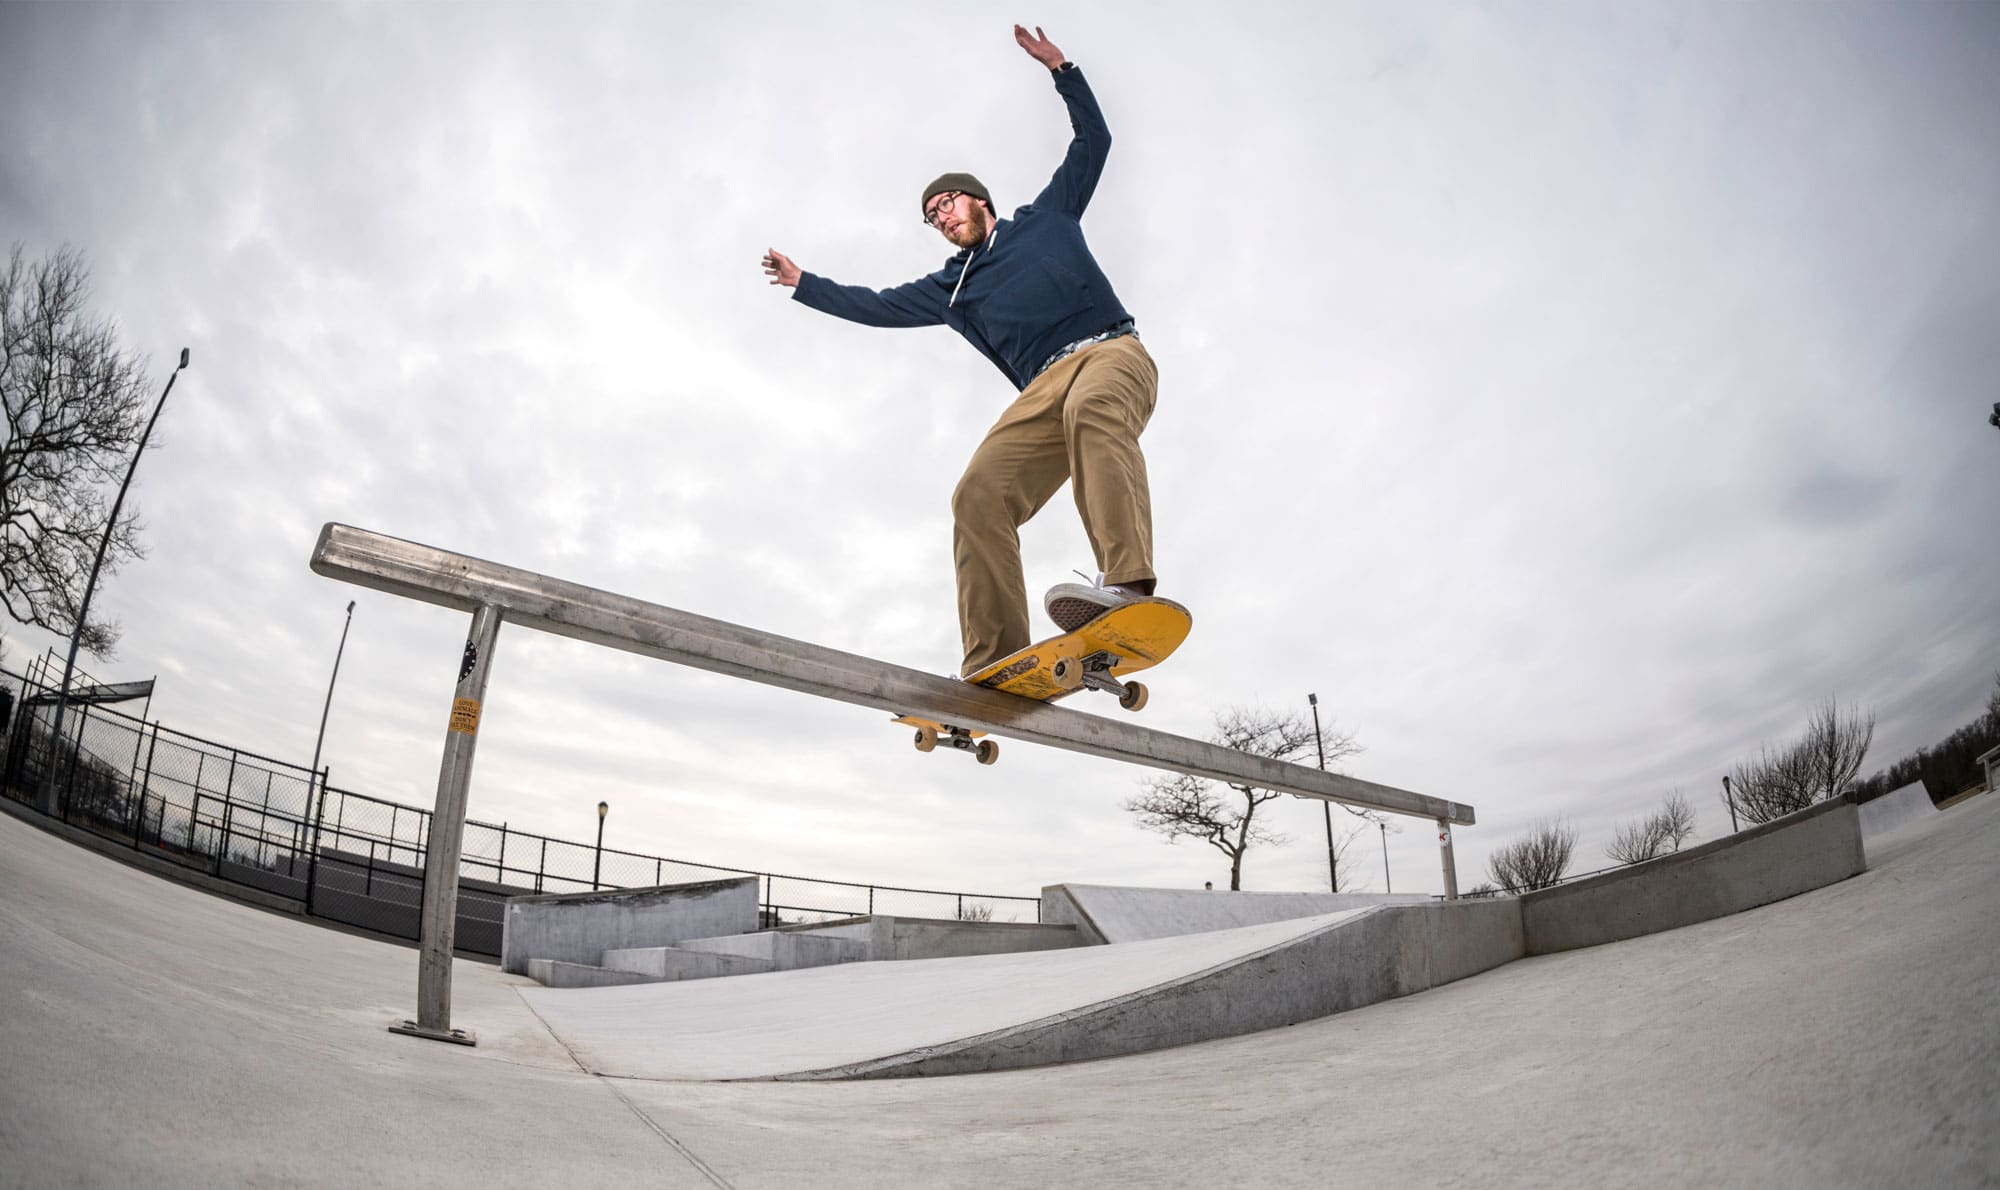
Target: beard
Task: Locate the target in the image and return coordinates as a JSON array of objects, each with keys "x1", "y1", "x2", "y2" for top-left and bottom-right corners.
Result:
[{"x1": 945, "y1": 205, "x2": 991, "y2": 249}]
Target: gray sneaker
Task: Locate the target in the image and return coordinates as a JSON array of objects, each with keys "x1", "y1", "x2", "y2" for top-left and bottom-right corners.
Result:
[{"x1": 1044, "y1": 575, "x2": 1149, "y2": 633}]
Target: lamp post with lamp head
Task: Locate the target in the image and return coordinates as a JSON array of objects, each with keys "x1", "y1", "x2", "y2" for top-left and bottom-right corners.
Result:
[{"x1": 593, "y1": 800, "x2": 609, "y2": 888}]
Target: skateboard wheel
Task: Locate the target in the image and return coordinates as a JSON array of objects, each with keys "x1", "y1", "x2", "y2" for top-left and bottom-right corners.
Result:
[
  {"x1": 976, "y1": 739, "x2": 1000, "y2": 765},
  {"x1": 1119, "y1": 681, "x2": 1149, "y2": 712},
  {"x1": 1050, "y1": 656, "x2": 1083, "y2": 690},
  {"x1": 913, "y1": 726, "x2": 938, "y2": 753}
]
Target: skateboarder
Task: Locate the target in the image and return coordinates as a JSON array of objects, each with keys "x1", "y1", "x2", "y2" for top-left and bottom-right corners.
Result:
[{"x1": 762, "y1": 25, "x2": 1166, "y2": 679}]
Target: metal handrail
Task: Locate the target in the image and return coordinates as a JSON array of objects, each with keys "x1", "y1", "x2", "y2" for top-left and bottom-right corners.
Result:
[{"x1": 309, "y1": 522, "x2": 1479, "y2": 1043}]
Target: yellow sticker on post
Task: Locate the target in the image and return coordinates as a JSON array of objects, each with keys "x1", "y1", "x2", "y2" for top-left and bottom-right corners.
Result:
[{"x1": 448, "y1": 698, "x2": 481, "y2": 735}]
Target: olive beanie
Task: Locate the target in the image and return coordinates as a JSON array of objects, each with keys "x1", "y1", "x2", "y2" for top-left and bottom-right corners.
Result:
[{"x1": 921, "y1": 172, "x2": 993, "y2": 216}]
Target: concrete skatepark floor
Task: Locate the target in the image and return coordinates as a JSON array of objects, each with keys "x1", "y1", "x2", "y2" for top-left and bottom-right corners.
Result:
[{"x1": 1, "y1": 795, "x2": 1994, "y2": 1188}]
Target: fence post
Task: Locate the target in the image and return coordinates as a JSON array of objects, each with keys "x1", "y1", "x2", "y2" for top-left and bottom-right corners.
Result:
[
  {"x1": 218, "y1": 801, "x2": 233, "y2": 877},
  {"x1": 59, "y1": 704, "x2": 94, "y2": 821},
  {"x1": 390, "y1": 602, "x2": 500, "y2": 1047},
  {"x1": 536, "y1": 837, "x2": 546, "y2": 894},
  {"x1": 305, "y1": 768, "x2": 330, "y2": 915},
  {"x1": 127, "y1": 712, "x2": 146, "y2": 790},
  {"x1": 132, "y1": 722, "x2": 161, "y2": 852}
]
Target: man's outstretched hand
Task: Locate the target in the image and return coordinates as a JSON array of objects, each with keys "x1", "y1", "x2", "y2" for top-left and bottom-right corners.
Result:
[
  {"x1": 1014, "y1": 24, "x2": 1065, "y2": 70},
  {"x1": 762, "y1": 248, "x2": 800, "y2": 288}
]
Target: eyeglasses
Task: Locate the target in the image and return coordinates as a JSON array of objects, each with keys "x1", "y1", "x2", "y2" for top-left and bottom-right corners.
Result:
[{"x1": 923, "y1": 191, "x2": 964, "y2": 228}]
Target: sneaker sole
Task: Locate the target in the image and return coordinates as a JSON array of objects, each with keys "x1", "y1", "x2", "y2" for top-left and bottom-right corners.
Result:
[{"x1": 1047, "y1": 596, "x2": 1114, "y2": 634}]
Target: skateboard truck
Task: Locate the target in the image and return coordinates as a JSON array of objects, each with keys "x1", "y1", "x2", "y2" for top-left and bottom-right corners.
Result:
[
  {"x1": 909, "y1": 722, "x2": 999, "y2": 765},
  {"x1": 1051, "y1": 650, "x2": 1149, "y2": 712}
]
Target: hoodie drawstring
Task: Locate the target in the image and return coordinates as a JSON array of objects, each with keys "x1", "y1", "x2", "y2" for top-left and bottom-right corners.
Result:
[{"x1": 949, "y1": 225, "x2": 999, "y2": 308}]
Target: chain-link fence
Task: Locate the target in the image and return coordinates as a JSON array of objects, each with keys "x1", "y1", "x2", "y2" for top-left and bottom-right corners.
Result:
[{"x1": 0, "y1": 664, "x2": 1039, "y2": 956}]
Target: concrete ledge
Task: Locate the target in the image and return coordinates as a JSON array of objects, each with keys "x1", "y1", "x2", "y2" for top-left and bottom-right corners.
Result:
[
  {"x1": 787, "y1": 899, "x2": 1523, "y2": 1080},
  {"x1": 1521, "y1": 795, "x2": 1865, "y2": 955},
  {"x1": 867, "y1": 915, "x2": 1083, "y2": 960},
  {"x1": 679, "y1": 932, "x2": 869, "y2": 970},
  {"x1": 768, "y1": 914, "x2": 1083, "y2": 960},
  {"x1": 600, "y1": 946, "x2": 774, "y2": 980},
  {"x1": 1937, "y1": 784, "x2": 1989, "y2": 811},
  {"x1": 500, "y1": 875, "x2": 758, "y2": 974},
  {"x1": 527, "y1": 958, "x2": 662, "y2": 988}
]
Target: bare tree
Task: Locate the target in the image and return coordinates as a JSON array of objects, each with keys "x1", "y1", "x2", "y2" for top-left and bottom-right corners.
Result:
[
  {"x1": 1726, "y1": 697, "x2": 1875, "y2": 825},
  {"x1": 1799, "y1": 696, "x2": 1874, "y2": 797},
  {"x1": 1, "y1": 244, "x2": 152, "y2": 657},
  {"x1": 1319, "y1": 816, "x2": 1375, "y2": 892},
  {"x1": 1656, "y1": 791, "x2": 1696, "y2": 850},
  {"x1": 1125, "y1": 705, "x2": 1361, "y2": 890},
  {"x1": 1486, "y1": 818, "x2": 1577, "y2": 892},
  {"x1": 1986, "y1": 671, "x2": 1999, "y2": 729},
  {"x1": 1606, "y1": 791, "x2": 1697, "y2": 865}
]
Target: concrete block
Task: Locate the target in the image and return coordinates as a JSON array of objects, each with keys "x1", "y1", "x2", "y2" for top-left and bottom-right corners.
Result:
[
  {"x1": 1389, "y1": 897, "x2": 1527, "y2": 989},
  {"x1": 866, "y1": 915, "x2": 1084, "y2": 960},
  {"x1": 500, "y1": 875, "x2": 758, "y2": 975},
  {"x1": 599, "y1": 946, "x2": 774, "y2": 980},
  {"x1": 526, "y1": 959, "x2": 659, "y2": 988},
  {"x1": 775, "y1": 918, "x2": 873, "y2": 943},
  {"x1": 678, "y1": 932, "x2": 870, "y2": 971},
  {"x1": 1521, "y1": 796, "x2": 1865, "y2": 955}
]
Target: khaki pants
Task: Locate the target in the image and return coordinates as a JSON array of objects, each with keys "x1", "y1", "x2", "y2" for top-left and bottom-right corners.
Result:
[{"x1": 951, "y1": 334, "x2": 1158, "y2": 676}]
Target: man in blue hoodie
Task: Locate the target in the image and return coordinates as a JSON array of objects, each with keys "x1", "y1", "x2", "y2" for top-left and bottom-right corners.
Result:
[{"x1": 762, "y1": 25, "x2": 1166, "y2": 679}]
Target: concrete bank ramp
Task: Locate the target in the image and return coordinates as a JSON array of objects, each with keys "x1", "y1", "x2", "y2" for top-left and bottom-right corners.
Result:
[
  {"x1": 1042, "y1": 882, "x2": 1432, "y2": 943},
  {"x1": 520, "y1": 900, "x2": 1521, "y2": 1081},
  {"x1": 1857, "y1": 781, "x2": 1938, "y2": 846}
]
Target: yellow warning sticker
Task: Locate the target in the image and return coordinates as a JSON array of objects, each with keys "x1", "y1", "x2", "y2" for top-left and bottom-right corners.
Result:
[{"x1": 448, "y1": 698, "x2": 481, "y2": 736}]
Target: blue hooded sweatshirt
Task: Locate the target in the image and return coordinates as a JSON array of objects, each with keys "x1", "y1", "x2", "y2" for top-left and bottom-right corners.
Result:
[{"x1": 791, "y1": 66, "x2": 1133, "y2": 392}]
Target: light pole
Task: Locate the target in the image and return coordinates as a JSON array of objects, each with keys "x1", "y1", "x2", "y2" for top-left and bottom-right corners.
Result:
[
  {"x1": 304, "y1": 601, "x2": 356, "y2": 912},
  {"x1": 1309, "y1": 693, "x2": 1337, "y2": 892},
  {"x1": 593, "y1": 800, "x2": 609, "y2": 888},
  {"x1": 46, "y1": 347, "x2": 190, "y2": 815},
  {"x1": 1380, "y1": 820, "x2": 1392, "y2": 893},
  {"x1": 309, "y1": 601, "x2": 357, "y2": 787},
  {"x1": 1722, "y1": 775, "x2": 1740, "y2": 833}
]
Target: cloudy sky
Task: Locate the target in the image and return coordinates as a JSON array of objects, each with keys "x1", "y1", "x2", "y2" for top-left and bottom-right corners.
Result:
[{"x1": 4, "y1": 1, "x2": 1996, "y2": 903}]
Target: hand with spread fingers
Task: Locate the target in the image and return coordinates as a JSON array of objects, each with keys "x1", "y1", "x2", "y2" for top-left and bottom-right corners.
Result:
[
  {"x1": 762, "y1": 248, "x2": 800, "y2": 288},
  {"x1": 1013, "y1": 24, "x2": 1065, "y2": 70}
]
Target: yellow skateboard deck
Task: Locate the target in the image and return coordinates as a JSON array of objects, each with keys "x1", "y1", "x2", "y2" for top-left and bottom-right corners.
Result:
[{"x1": 894, "y1": 596, "x2": 1192, "y2": 764}]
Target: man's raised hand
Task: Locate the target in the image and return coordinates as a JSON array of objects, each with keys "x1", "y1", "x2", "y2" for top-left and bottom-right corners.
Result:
[
  {"x1": 762, "y1": 248, "x2": 801, "y2": 288},
  {"x1": 1013, "y1": 24, "x2": 1065, "y2": 70}
]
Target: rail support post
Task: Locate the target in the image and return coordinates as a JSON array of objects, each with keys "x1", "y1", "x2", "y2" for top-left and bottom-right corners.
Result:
[
  {"x1": 390, "y1": 603, "x2": 501, "y2": 1047},
  {"x1": 1437, "y1": 817, "x2": 1459, "y2": 901}
]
